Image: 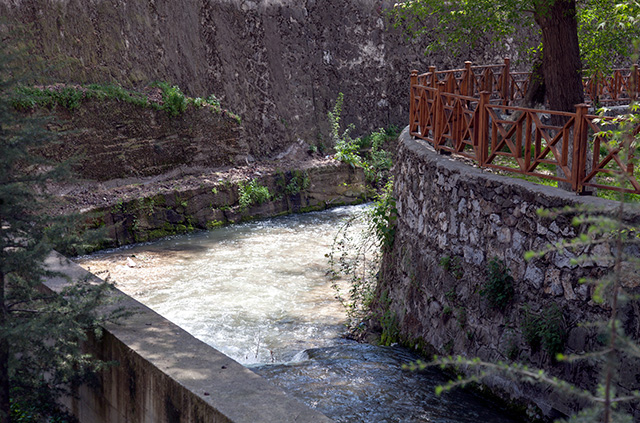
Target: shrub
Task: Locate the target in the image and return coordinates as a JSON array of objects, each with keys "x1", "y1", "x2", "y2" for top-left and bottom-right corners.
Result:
[
  {"x1": 238, "y1": 179, "x2": 272, "y2": 210},
  {"x1": 368, "y1": 179, "x2": 397, "y2": 250},
  {"x1": 439, "y1": 255, "x2": 463, "y2": 279},
  {"x1": 156, "y1": 82, "x2": 187, "y2": 117},
  {"x1": 521, "y1": 303, "x2": 566, "y2": 358},
  {"x1": 481, "y1": 257, "x2": 514, "y2": 311}
]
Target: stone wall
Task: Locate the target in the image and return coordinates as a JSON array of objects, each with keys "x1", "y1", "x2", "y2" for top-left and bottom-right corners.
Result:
[
  {"x1": 87, "y1": 161, "x2": 366, "y2": 249},
  {"x1": 43, "y1": 252, "x2": 333, "y2": 423},
  {"x1": 377, "y1": 127, "x2": 640, "y2": 420},
  {"x1": 1, "y1": 0, "x2": 526, "y2": 158}
]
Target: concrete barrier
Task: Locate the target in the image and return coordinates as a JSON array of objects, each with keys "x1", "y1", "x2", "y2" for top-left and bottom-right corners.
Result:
[{"x1": 44, "y1": 252, "x2": 333, "y2": 423}]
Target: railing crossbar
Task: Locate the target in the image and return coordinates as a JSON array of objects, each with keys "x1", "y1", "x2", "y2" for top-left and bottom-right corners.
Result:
[{"x1": 409, "y1": 59, "x2": 640, "y2": 195}]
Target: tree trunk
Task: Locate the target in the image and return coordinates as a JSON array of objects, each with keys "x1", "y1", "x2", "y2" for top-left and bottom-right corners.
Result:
[
  {"x1": 523, "y1": 58, "x2": 546, "y2": 107},
  {"x1": 534, "y1": 0, "x2": 585, "y2": 189},
  {"x1": 0, "y1": 271, "x2": 8, "y2": 423},
  {"x1": 534, "y1": 0, "x2": 584, "y2": 112}
]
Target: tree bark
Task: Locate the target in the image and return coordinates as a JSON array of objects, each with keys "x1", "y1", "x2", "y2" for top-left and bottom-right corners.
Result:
[
  {"x1": 534, "y1": 0, "x2": 585, "y2": 112},
  {"x1": 523, "y1": 58, "x2": 546, "y2": 107},
  {"x1": 533, "y1": 0, "x2": 585, "y2": 189}
]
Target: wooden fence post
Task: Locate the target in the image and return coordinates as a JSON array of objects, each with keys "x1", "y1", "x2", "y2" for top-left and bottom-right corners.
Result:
[
  {"x1": 428, "y1": 65, "x2": 437, "y2": 103},
  {"x1": 502, "y1": 58, "x2": 510, "y2": 106},
  {"x1": 572, "y1": 103, "x2": 589, "y2": 192},
  {"x1": 478, "y1": 91, "x2": 490, "y2": 166},
  {"x1": 429, "y1": 66, "x2": 437, "y2": 88},
  {"x1": 463, "y1": 61, "x2": 472, "y2": 97},
  {"x1": 434, "y1": 82, "x2": 446, "y2": 150},
  {"x1": 410, "y1": 70, "x2": 418, "y2": 133}
]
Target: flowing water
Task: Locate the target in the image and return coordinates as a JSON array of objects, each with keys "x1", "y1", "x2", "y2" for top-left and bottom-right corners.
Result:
[{"x1": 77, "y1": 205, "x2": 520, "y2": 422}]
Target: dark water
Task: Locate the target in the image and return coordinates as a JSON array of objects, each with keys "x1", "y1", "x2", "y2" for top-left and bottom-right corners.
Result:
[
  {"x1": 78, "y1": 206, "x2": 520, "y2": 422},
  {"x1": 255, "y1": 342, "x2": 520, "y2": 423}
]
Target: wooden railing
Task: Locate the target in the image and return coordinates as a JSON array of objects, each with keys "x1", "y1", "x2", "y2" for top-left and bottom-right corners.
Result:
[
  {"x1": 583, "y1": 67, "x2": 640, "y2": 105},
  {"x1": 410, "y1": 62, "x2": 640, "y2": 194},
  {"x1": 418, "y1": 58, "x2": 640, "y2": 107}
]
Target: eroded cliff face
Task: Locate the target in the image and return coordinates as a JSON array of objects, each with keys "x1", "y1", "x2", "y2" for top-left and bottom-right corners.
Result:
[{"x1": 1, "y1": 0, "x2": 508, "y2": 157}]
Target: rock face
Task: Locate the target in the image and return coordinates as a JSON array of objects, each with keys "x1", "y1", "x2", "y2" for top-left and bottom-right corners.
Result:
[
  {"x1": 40, "y1": 100, "x2": 247, "y2": 181},
  {"x1": 1, "y1": 0, "x2": 514, "y2": 158},
  {"x1": 377, "y1": 128, "x2": 640, "y2": 420}
]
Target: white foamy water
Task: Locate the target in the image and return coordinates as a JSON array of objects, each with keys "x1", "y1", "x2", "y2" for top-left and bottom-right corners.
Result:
[{"x1": 78, "y1": 205, "x2": 367, "y2": 365}]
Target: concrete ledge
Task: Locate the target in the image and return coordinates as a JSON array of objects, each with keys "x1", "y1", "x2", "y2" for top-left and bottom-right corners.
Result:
[{"x1": 44, "y1": 251, "x2": 333, "y2": 423}]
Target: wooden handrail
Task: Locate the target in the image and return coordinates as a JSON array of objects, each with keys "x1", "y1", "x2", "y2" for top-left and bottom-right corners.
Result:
[
  {"x1": 410, "y1": 60, "x2": 640, "y2": 195},
  {"x1": 421, "y1": 59, "x2": 639, "y2": 107}
]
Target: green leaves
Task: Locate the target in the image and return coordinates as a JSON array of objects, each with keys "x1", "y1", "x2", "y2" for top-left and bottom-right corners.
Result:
[
  {"x1": 156, "y1": 82, "x2": 187, "y2": 117},
  {"x1": 238, "y1": 179, "x2": 272, "y2": 210},
  {"x1": 0, "y1": 43, "x2": 124, "y2": 420},
  {"x1": 578, "y1": 0, "x2": 640, "y2": 75},
  {"x1": 391, "y1": 0, "x2": 533, "y2": 58},
  {"x1": 393, "y1": 0, "x2": 639, "y2": 80},
  {"x1": 369, "y1": 179, "x2": 398, "y2": 250},
  {"x1": 480, "y1": 257, "x2": 514, "y2": 311}
]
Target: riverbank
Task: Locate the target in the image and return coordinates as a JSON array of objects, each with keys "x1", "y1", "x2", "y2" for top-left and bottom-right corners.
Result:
[{"x1": 54, "y1": 157, "x2": 368, "y2": 250}]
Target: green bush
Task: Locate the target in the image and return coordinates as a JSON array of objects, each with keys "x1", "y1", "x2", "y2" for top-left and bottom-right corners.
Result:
[
  {"x1": 521, "y1": 303, "x2": 566, "y2": 358},
  {"x1": 481, "y1": 257, "x2": 514, "y2": 311},
  {"x1": 368, "y1": 179, "x2": 397, "y2": 250},
  {"x1": 11, "y1": 85, "x2": 83, "y2": 110},
  {"x1": 439, "y1": 255, "x2": 463, "y2": 279},
  {"x1": 328, "y1": 94, "x2": 397, "y2": 186},
  {"x1": 284, "y1": 170, "x2": 311, "y2": 195},
  {"x1": 156, "y1": 82, "x2": 187, "y2": 117},
  {"x1": 8, "y1": 82, "x2": 243, "y2": 123},
  {"x1": 238, "y1": 179, "x2": 272, "y2": 210}
]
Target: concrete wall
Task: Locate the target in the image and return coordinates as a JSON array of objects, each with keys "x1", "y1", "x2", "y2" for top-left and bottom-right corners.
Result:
[
  {"x1": 376, "y1": 127, "x2": 640, "y2": 420},
  {"x1": 43, "y1": 252, "x2": 333, "y2": 423}
]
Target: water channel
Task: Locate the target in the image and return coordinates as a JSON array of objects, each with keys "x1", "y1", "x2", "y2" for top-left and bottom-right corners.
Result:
[{"x1": 77, "y1": 205, "x2": 520, "y2": 422}]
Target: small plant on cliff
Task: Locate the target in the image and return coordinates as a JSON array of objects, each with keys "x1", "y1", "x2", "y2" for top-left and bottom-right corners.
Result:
[
  {"x1": 8, "y1": 81, "x2": 243, "y2": 126},
  {"x1": 327, "y1": 208, "x2": 379, "y2": 331},
  {"x1": 11, "y1": 85, "x2": 87, "y2": 111},
  {"x1": 10, "y1": 83, "x2": 151, "y2": 111},
  {"x1": 284, "y1": 170, "x2": 311, "y2": 195},
  {"x1": 361, "y1": 127, "x2": 396, "y2": 186},
  {"x1": 521, "y1": 303, "x2": 567, "y2": 358},
  {"x1": 238, "y1": 179, "x2": 272, "y2": 210},
  {"x1": 480, "y1": 257, "x2": 514, "y2": 311},
  {"x1": 378, "y1": 291, "x2": 400, "y2": 346},
  {"x1": 329, "y1": 93, "x2": 362, "y2": 167},
  {"x1": 439, "y1": 255, "x2": 463, "y2": 279},
  {"x1": 328, "y1": 94, "x2": 397, "y2": 187},
  {"x1": 368, "y1": 179, "x2": 397, "y2": 251},
  {"x1": 156, "y1": 82, "x2": 187, "y2": 117}
]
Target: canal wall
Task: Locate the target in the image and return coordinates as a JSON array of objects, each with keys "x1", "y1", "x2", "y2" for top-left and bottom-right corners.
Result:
[
  {"x1": 376, "y1": 127, "x2": 640, "y2": 420},
  {"x1": 43, "y1": 251, "x2": 333, "y2": 423}
]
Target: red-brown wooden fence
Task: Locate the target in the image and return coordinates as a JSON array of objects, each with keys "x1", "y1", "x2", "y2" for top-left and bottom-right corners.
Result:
[
  {"x1": 414, "y1": 58, "x2": 639, "y2": 107},
  {"x1": 409, "y1": 60, "x2": 640, "y2": 194}
]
